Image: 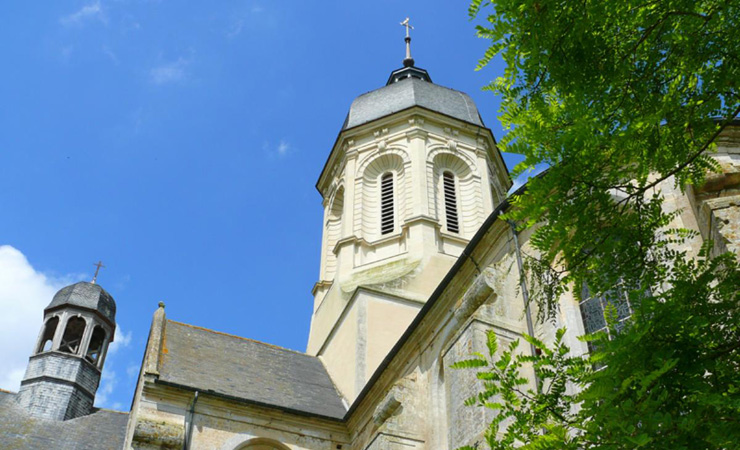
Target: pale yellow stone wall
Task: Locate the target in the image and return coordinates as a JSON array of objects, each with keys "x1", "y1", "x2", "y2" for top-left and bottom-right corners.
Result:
[
  {"x1": 128, "y1": 383, "x2": 349, "y2": 450},
  {"x1": 125, "y1": 158, "x2": 738, "y2": 449},
  {"x1": 317, "y1": 294, "x2": 359, "y2": 401},
  {"x1": 124, "y1": 119, "x2": 740, "y2": 450},
  {"x1": 308, "y1": 106, "x2": 510, "y2": 406},
  {"x1": 690, "y1": 125, "x2": 740, "y2": 258},
  {"x1": 365, "y1": 293, "x2": 422, "y2": 381}
]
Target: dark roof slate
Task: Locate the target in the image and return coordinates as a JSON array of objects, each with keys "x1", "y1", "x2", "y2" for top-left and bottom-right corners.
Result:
[
  {"x1": 0, "y1": 390, "x2": 128, "y2": 450},
  {"x1": 343, "y1": 77, "x2": 484, "y2": 130},
  {"x1": 47, "y1": 282, "x2": 116, "y2": 324},
  {"x1": 158, "y1": 320, "x2": 347, "y2": 420}
]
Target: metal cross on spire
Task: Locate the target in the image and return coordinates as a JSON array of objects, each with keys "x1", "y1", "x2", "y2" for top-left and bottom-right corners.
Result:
[
  {"x1": 91, "y1": 260, "x2": 105, "y2": 284},
  {"x1": 400, "y1": 17, "x2": 415, "y2": 67}
]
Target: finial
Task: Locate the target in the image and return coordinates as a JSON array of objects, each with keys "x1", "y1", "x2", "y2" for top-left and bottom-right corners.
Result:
[
  {"x1": 158, "y1": 301, "x2": 165, "y2": 309},
  {"x1": 400, "y1": 17, "x2": 415, "y2": 67},
  {"x1": 91, "y1": 260, "x2": 106, "y2": 284}
]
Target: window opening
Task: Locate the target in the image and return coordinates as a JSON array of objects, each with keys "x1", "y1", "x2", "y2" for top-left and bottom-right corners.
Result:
[
  {"x1": 37, "y1": 317, "x2": 59, "y2": 353},
  {"x1": 443, "y1": 172, "x2": 459, "y2": 233},
  {"x1": 380, "y1": 172, "x2": 394, "y2": 235},
  {"x1": 85, "y1": 326, "x2": 106, "y2": 364},
  {"x1": 59, "y1": 316, "x2": 86, "y2": 355},
  {"x1": 579, "y1": 283, "x2": 634, "y2": 352}
]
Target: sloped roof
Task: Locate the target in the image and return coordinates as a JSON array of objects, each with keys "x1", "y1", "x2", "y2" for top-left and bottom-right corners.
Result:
[
  {"x1": 343, "y1": 76, "x2": 484, "y2": 130},
  {"x1": 47, "y1": 282, "x2": 116, "y2": 325},
  {"x1": 0, "y1": 390, "x2": 128, "y2": 450},
  {"x1": 158, "y1": 320, "x2": 347, "y2": 420}
]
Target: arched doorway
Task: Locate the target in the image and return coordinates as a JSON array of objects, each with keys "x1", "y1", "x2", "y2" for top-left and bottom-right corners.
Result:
[{"x1": 237, "y1": 437, "x2": 290, "y2": 450}]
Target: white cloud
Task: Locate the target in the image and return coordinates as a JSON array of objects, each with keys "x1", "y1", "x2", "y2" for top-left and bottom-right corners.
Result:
[
  {"x1": 277, "y1": 140, "x2": 290, "y2": 156},
  {"x1": 60, "y1": 1, "x2": 107, "y2": 27},
  {"x1": 93, "y1": 326, "x2": 131, "y2": 408},
  {"x1": 60, "y1": 45, "x2": 74, "y2": 63},
  {"x1": 226, "y1": 19, "x2": 245, "y2": 38},
  {"x1": 0, "y1": 246, "x2": 70, "y2": 391},
  {"x1": 95, "y1": 368, "x2": 117, "y2": 407},
  {"x1": 94, "y1": 325, "x2": 131, "y2": 408},
  {"x1": 0, "y1": 246, "x2": 130, "y2": 410},
  {"x1": 149, "y1": 57, "x2": 191, "y2": 85},
  {"x1": 126, "y1": 364, "x2": 140, "y2": 380},
  {"x1": 102, "y1": 45, "x2": 119, "y2": 65},
  {"x1": 108, "y1": 325, "x2": 132, "y2": 355},
  {"x1": 262, "y1": 139, "x2": 293, "y2": 159}
]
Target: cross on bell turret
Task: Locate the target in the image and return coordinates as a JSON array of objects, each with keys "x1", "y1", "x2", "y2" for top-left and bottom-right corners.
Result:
[
  {"x1": 15, "y1": 281, "x2": 117, "y2": 421},
  {"x1": 91, "y1": 260, "x2": 105, "y2": 284}
]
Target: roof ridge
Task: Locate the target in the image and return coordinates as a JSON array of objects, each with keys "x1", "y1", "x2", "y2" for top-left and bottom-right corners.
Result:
[
  {"x1": 166, "y1": 319, "x2": 312, "y2": 357},
  {"x1": 0, "y1": 388, "x2": 16, "y2": 394},
  {"x1": 94, "y1": 408, "x2": 129, "y2": 415}
]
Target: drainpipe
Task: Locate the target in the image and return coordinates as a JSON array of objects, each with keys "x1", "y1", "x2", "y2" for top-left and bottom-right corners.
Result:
[
  {"x1": 183, "y1": 390, "x2": 199, "y2": 450},
  {"x1": 507, "y1": 219, "x2": 541, "y2": 393}
]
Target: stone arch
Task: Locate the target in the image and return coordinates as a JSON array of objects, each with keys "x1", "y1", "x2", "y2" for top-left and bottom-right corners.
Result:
[
  {"x1": 426, "y1": 145, "x2": 477, "y2": 173},
  {"x1": 358, "y1": 152, "x2": 408, "y2": 240},
  {"x1": 428, "y1": 150, "x2": 481, "y2": 237},
  {"x1": 59, "y1": 315, "x2": 87, "y2": 355},
  {"x1": 356, "y1": 146, "x2": 410, "y2": 177},
  {"x1": 234, "y1": 437, "x2": 291, "y2": 450},
  {"x1": 37, "y1": 315, "x2": 60, "y2": 353},
  {"x1": 324, "y1": 184, "x2": 344, "y2": 279},
  {"x1": 85, "y1": 325, "x2": 107, "y2": 366}
]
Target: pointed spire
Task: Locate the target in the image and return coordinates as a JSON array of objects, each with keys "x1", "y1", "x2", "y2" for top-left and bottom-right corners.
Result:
[{"x1": 400, "y1": 17, "x2": 414, "y2": 67}]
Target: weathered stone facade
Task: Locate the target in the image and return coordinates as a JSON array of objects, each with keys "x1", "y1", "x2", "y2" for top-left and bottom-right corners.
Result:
[
  {"x1": 16, "y1": 352, "x2": 100, "y2": 420},
  {"x1": 117, "y1": 55, "x2": 740, "y2": 449},
  {"x1": 4, "y1": 52, "x2": 737, "y2": 450},
  {"x1": 0, "y1": 282, "x2": 127, "y2": 449},
  {"x1": 690, "y1": 121, "x2": 740, "y2": 258}
]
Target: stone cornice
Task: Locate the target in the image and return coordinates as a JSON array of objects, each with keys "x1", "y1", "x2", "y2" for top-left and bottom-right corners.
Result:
[{"x1": 316, "y1": 106, "x2": 502, "y2": 195}]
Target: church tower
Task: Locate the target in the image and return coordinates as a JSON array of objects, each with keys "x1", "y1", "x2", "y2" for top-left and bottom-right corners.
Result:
[
  {"x1": 308, "y1": 22, "x2": 511, "y2": 402},
  {"x1": 16, "y1": 281, "x2": 116, "y2": 420}
]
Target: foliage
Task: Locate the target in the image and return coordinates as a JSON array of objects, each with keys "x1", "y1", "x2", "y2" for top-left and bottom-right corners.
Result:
[
  {"x1": 456, "y1": 0, "x2": 740, "y2": 448},
  {"x1": 471, "y1": 0, "x2": 740, "y2": 311},
  {"x1": 451, "y1": 328, "x2": 587, "y2": 450},
  {"x1": 456, "y1": 249, "x2": 740, "y2": 449}
]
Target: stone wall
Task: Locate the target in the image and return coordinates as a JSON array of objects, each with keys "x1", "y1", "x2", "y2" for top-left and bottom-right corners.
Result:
[
  {"x1": 691, "y1": 124, "x2": 740, "y2": 258},
  {"x1": 16, "y1": 352, "x2": 99, "y2": 420},
  {"x1": 16, "y1": 379, "x2": 94, "y2": 421},
  {"x1": 129, "y1": 383, "x2": 349, "y2": 450}
]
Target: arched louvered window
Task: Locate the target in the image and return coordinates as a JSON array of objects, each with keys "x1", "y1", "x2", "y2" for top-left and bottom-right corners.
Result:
[
  {"x1": 443, "y1": 171, "x2": 459, "y2": 233},
  {"x1": 85, "y1": 326, "x2": 107, "y2": 365},
  {"x1": 59, "y1": 316, "x2": 86, "y2": 355},
  {"x1": 380, "y1": 172, "x2": 394, "y2": 235},
  {"x1": 37, "y1": 316, "x2": 59, "y2": 353}
]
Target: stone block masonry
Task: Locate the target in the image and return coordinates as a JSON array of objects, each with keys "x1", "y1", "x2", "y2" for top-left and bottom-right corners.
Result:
[{"x1": 16, "y1": 351, "x2": 100, "y2": 420}]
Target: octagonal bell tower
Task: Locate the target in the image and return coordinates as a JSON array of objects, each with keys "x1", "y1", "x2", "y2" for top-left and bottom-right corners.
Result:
[
  {"x1": 308, "y1": 25, "x2": 511, "y2": 402},
  {"x1": 16, "y1": 281, "x2": 116, "y2": 420}
]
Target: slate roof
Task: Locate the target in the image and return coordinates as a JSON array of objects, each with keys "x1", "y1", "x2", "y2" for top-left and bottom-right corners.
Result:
[
  {"x1": 0, "y1": 390, "x2": 128, "y2": 450},
  {"x1": 343, "y1": 76, "x2": 484, "y2": 130},
  {"x1": 158, "y1": 320, "x2": 347, "y2": 420},
  {"x1": 47, "y1": 282, "x2": 116, "y2": 325}
]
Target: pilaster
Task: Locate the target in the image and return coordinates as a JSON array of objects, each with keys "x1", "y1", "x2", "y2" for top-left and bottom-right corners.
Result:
[
  {"x1": 476, "y1": 147, "x2": 494, "y2": 215},
  {"x1": 407, "y1": 120, "x2": 429, "y2": 218},
  {"x1": 342, "y1": 151, "x2": 358, "y2": 238}
]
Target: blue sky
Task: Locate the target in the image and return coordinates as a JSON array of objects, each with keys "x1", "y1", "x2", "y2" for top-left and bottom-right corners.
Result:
[{"x1": 0, "y1": 1, "x2": 523, "y2": 410}]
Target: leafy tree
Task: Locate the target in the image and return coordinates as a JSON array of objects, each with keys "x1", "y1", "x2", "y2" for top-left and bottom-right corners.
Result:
[{"x1": 455, "y1": 0, "x2": 740, "y2": 448}]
